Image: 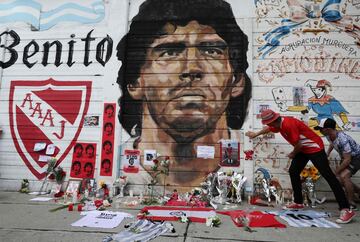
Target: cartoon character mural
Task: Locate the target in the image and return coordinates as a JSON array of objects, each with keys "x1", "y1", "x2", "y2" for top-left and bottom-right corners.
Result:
[
  {"x1": 272, "y1": 87, "x2": 307, "y2": 112},
  {"x1": 271, "y1": 79, "x2": 350, "y2": 132},
  {"x1": 117, "y1": 0, "x2": 252, "y2": 192},
  {"x1": 304, "y1": 79, "x2": 350, "y2": 130}
]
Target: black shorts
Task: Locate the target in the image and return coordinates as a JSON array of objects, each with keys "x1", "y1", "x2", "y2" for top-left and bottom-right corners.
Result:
[{"x1": 348, "y1": 157, "x2": 360, "y2": 175}]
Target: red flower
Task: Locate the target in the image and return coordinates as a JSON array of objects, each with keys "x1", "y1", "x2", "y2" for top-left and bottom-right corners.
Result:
[
  {"x1": 48, "y1": 174, "x2": 55, "y2": 180},
  {"x1": 153, "y1": 159, "x2": 159, "y2": 165},
  {"x1": 94, "y1": 200, "x2": 103, "y2": 208},
  {"x1": 54, "y1": 191, "x2": 64, "y2": 197}
]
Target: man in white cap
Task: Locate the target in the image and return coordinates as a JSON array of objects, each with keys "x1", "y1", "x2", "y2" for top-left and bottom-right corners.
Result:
[
  {"x1": 315, "y1": 118, "x2": 360, "y2": 210},
  {"x1": 246, "y1": 109, "x2": 355, "y2": 224}
]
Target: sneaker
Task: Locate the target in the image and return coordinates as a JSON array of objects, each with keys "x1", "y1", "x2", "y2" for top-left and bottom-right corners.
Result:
[
  {"x1": 283, "y1": 203, "x2": 305, "y2": 210},
  {"x1": 336, "y1": 209, "x2": 356, "y2": 224},
  {"x1": 350, "y1": 204, "x2": 358, "y2": 211}
]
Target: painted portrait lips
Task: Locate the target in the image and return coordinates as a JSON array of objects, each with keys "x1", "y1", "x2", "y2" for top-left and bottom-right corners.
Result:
[
  {"x1": 172, "y1": 89, "x2": 207, "y2": 109},
  {"x1": 173, "y1": 89, "x2": 206, "y2": 100}
]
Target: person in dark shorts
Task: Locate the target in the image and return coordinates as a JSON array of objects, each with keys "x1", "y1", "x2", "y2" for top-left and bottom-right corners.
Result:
[{"x1": 316, "y1": 118, "x2": 360, "y2": 210}]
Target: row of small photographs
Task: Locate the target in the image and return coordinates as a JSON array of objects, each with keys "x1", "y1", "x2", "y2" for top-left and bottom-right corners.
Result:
[
  {"x1": 71, "y1": 160, "x2": 112, "y2": 177},
  {"x1": 73, "y1": 141, "x2": 113, "y2": 158},
  {"x1": 71, "y1": 161, "x2": 94, "y2": 177}
]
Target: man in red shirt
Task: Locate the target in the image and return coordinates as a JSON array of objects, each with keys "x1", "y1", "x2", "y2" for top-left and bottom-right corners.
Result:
[{"x1": 245, "y1": 109, "x2": 355, "y2": 224}]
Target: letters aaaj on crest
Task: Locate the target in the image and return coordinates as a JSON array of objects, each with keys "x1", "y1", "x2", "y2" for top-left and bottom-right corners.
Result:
[{"x1": 9, "y1": 78, "x2": 91, "y2": 179}]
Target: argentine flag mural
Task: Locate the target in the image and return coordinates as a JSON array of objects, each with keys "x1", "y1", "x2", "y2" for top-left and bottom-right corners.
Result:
[{"x1": 0, "y1": 0, "x2": 105, "y2": 30}]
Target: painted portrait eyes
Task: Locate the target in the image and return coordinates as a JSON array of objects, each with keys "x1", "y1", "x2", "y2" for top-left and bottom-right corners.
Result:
[
  {"x1": 158, "y1": 47, "x2": 225, "y2": 58},
  {"x1": 155, "y1": 42, "x2": 227, "y2": 60},
  {"x1": 199, "y1": 47, "x2": 225, "y2": 57},
  {"x1": 159, "y1": 49, "x2": 181, "y2": 58}
]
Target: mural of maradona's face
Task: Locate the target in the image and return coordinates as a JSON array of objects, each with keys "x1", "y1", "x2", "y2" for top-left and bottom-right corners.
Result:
[{"x1": 132, "y1": 21, "x2": 235, "y2": 142}]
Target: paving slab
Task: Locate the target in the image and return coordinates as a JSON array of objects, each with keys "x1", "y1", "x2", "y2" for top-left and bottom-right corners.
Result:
[
  {"x1": 0, "y1": 191, "x2": 186, "y2": 242},
  {"x1": 1, "y1": 191, "x2": 359, "y2": 242},
  {"x1": 186, "y1": 202, "x2": 360, "y2": 242}
]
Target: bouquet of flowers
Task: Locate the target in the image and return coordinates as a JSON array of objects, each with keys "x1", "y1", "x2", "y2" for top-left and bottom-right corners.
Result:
[
  {"x1": 300, "y1": 165, "x2": 320, "y2": 182},
  {"x1": 300, "y1": 164, "x2": 324, "y2": 207},
  {"x1": 47, "y1": 158, "x2": 66, "y2": 184}
]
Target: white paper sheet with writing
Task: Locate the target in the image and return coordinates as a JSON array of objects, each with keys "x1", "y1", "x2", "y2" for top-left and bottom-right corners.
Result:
[
  {"x1": 71, "y1": 211, "x2": 133, "y2": 228},
  {"x1": 197, "y1": 146, "x2": 215, "y2": 159}
]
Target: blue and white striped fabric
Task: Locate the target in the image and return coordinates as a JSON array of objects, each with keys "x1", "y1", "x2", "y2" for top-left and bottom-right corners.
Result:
[
  {"x1": 103, "y1": 220, "x2": 173, "y2": 242},
  {"x1": 0, "y1": 0, "x2": 105, "y2": 30}
]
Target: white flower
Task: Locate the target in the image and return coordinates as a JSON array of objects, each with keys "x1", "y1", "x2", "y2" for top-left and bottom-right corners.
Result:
[
  {"x1": 206, "y1": 216, "x2": 221, "y2": 227},
  {"x1": 180, "y1": 216, "x2": 188, "y2": 223},
  {"x1": 206, "y1": 217, "x2": 213, "y2": 227}
]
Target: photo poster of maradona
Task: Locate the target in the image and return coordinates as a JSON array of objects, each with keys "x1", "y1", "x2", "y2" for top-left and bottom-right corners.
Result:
[{"x1": 220, "y1": 140, "x2": 240, "y2": 167}]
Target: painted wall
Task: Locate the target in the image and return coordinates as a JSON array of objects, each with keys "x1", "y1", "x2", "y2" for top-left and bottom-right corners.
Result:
[
  {"x1": 0, "y1": 0, "x2": 358, "y2": 199},
  {"x1": 253, "y1": 0, "x2": 360, "y2": 197},
  {"x1": 0, "y1": 0, "x2": 128, "y2": 191}
]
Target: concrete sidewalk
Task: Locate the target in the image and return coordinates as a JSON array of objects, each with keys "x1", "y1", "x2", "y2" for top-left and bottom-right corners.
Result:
[{"x1": 0, "y1": 191, "x2": 359, "y2": 242}]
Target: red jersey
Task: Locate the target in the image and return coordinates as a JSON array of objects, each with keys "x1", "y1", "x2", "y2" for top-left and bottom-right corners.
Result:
[{"x1": 269, "y1": 117, "x2": 324, "y2": 154}]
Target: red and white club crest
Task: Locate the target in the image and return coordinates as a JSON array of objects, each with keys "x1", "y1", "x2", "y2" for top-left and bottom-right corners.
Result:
[{"x1": 9, "y1": 78, "x2": 92, "y2": 179}]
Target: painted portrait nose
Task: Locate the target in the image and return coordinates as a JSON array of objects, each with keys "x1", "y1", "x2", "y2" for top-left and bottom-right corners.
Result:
[{"x1": 179, "y1": 47, "x2": 204, "y2": 82}]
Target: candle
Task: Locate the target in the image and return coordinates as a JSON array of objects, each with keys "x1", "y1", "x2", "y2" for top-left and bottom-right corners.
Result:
[{"x1": 68, "y1": 203, "x2": 74, "y2": 211}]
